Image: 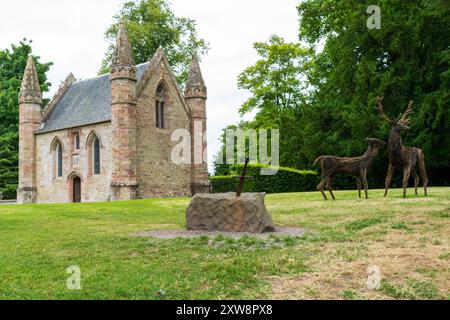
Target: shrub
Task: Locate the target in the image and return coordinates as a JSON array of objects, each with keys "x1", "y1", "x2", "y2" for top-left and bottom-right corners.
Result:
[
  {"x1": 210, "y1": 164, "x2": 318, "y2": 194},
  {"x1": 209, "y1": 175, "x2": 240, "y2": 193}
]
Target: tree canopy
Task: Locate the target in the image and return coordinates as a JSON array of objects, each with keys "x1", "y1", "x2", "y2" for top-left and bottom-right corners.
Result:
[
  {"x1": 238, "y1": 35, "x2": 311, "y2": 127},
  {"x1": 0, "y1": 40, "x2": 52, "y2": 199},
  {"x1": 99, "y1": 0, "x2": 209, "y2": 86}
]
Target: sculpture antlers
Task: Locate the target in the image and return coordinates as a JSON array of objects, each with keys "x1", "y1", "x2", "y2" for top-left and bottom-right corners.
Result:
[
  {"x1": 376, "y1": 97, "x2": 414, "y2": 125},
  {"x1": 375, "y1": 97, "x2": 428, "y2": 198}
]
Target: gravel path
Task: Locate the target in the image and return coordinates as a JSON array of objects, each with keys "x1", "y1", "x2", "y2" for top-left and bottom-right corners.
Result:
[
  {"x1": 0, "y1": 201, "x2": 16, "y2": 205},
  {"x1": 133, "y1": 226, "x2": 311, "y2": 240}
]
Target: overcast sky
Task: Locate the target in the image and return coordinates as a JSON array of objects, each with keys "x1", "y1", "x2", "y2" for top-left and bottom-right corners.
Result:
[{"x1": 0, "y1": 0, "x2": 300, "y2": 172}]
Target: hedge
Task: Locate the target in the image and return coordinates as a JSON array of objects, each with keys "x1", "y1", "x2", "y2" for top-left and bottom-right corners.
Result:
[{"x1": 210, "y1": 164, "x2": 318, "y2": 194}]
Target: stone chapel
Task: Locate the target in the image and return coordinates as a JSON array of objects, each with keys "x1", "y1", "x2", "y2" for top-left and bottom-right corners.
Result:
[{"x1": 17, "y1": 24, "x2": 209, "y2": 204}]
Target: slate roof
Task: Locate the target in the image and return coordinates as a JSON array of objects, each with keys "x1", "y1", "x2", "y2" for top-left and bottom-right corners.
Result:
[{"x1": 37, "y1": 63, "x2": 149, "y2": 134}]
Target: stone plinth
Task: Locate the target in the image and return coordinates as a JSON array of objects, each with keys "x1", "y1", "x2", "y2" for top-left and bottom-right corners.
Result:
[{"x1": 186, "y1": 193, "x2": 275, "y2": 234}]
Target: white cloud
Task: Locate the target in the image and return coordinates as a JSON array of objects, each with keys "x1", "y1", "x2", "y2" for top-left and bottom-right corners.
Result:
[{"x1": 0, "y1": 0, "x2": 300, "y2": 172}]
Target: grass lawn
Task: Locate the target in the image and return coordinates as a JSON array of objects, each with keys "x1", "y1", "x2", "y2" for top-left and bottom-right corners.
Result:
[{"x1": 0, "y1": 187, "x2": 449, "y2": 300}]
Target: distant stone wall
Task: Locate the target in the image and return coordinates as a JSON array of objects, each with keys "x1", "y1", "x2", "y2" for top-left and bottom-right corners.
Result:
[
  {"x1": 135, "y1": 59, "x2": 192, "y2": 197},
  {"x1": 35, "y1": 122, "x2": 112, "y2": 203}
]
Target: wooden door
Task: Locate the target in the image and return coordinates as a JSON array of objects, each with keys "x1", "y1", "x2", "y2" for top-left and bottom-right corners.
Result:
[{"x1": 73, "y1": 177, "x2": 81, "y2": 203}]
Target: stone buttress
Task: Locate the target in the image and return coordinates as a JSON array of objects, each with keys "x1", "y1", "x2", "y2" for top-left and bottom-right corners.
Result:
[
  {"x1": 17, "y1": 56, "x2": 42, "y2": 204},
  {"x1": 110, "y1": 23, "x2": 139, "y2": 200},
  {"x1": 185, "y1": 54, "x2": 209, "y2": 195}
]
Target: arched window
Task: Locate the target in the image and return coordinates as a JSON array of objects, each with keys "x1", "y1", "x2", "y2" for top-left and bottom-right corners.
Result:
[
  {"x1": 155, "y1": 84, "x2": 165, "y2": 129},
  {"x1": 93, "y1": 136, "x2": 100, "y2": 175},
  {"x1": 55, "y1": 141, "x2": 63, "y2": 178},
  {"x1": 86, "y1": 132, "x2": 101, "y2": 176}
]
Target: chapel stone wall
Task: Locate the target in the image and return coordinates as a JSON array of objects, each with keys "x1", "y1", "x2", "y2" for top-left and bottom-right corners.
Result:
[
  {"x1": 135, "y1": 59, "x2": 192, "y2": 198},
  {"x1": 35, "y1": 122, "x2": 112, "y2": 203}
]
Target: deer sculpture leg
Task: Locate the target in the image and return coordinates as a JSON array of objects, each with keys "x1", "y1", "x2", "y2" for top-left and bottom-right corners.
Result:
[
  {"x1": 412, "y1": 170, "x2": 420, "y2": 196},
  {"x1": 356, "y1": 178, "x2": 362, "y2": 198},
  {"x1": 361, "y1": 169, "x2": 369, "y2": 199},
  {"x1": 364, "y1": 180, "x2": 369, "y2": 199},
  {"x1": 402, "y1": 165, "x2": 412, "y2": 198},
  {"x1": 317, "y1": 175, "x2": 330, "y2": 200},
  {"x1": 384, "y1": 163, "x2": 394, "y2": 197},
  {"x1": 418, "y1": 150, "x2": 428, "y2": 196},
  {"x1": 326, "y1": 176, "x2": 336, "y2": 200}
]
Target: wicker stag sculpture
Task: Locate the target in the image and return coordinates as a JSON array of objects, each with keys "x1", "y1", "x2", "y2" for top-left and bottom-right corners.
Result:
[
  {"x1": 375, "y1": 97, "x2": 428, "y2": 198},
  {"x1": 314, "y1": 138, "x2": 386, "y2": 200}
]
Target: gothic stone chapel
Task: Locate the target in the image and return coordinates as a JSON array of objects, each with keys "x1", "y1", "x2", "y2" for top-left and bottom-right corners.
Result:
[{"x1": 17, "y1": 24, "x2": 209, "y2": 204}]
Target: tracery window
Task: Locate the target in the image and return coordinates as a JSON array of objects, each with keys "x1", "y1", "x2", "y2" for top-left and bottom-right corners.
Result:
[
  {"x1": 54, "y1": 140, "x2": 63, "y2": 178},
  {"x1": 92, "y1": 135, "x2": 100, "y2": 175},
  {"x1": 155, "y1": 85, "x2": 166, "y2": 129}
]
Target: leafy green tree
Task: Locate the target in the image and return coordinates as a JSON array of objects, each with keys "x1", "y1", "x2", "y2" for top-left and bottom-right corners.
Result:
[
  {"x1": 213, "y1": 125, "x2": 238, "y2": 177},
  {"x1": 235, "y1": 36, "x2": 312, "y2": 168},
  {"x1": 0, "y1": 131, "x2": 18, "y2": 198},
  {"x1": 0, "y1": 39, "x2": 52, "y2": 198},
  {"x1": 99, "y1": 0, "x2": 209, "y2": 86},
  {"x1": 213, "y1": 35, "x2": 314, "y2": 173},
  {"x1": 238, "y1": 35, "x2": 311, "y2": 128}
]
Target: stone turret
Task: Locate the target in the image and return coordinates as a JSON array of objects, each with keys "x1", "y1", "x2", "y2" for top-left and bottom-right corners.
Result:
[
  {"x1": 110, "y1": 22, "x2": 139, "y2": 200},
  {"x1": 17, "y1": 55, "x2": 42, "y2": 204},
  {"x1": 185, "y1": 53, "x2": 209, "y2": 195}
]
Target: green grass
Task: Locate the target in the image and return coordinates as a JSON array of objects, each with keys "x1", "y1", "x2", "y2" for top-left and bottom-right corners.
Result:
[
  {"x1": 345, "y1": 217, "x2": 384, "y2": 231},
  {"x1": 0, "y1": 187, "x2": 449, "y2": 300},
  {"x1": 341, "y1": 290, "x2": 360, "y2": 300},
  {"x1": 391, "y1": 222, "x2": 409, "y2": 230}
]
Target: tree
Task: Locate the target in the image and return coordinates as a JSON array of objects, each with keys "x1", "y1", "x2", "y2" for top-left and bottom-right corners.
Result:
[
  {"x1": 0, "y1": 39, "x2": 52, "y2": 199},
  {"x1": 213, "y1": 36, "x2": 312, "y2": 172},
  {"x1": 99, "y1": 0, "x2": 209, "y2": 86},
  {"x1": 238, "y1": 35, "x2": 311, "y2": 128},
  {"x1": 213, "y1": 125, "x2": 238, "y2": 177}
]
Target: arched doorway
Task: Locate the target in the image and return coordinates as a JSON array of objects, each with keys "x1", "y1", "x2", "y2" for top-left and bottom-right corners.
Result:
[{"x1": 72, "y1": 176, "x2": 81, "y2": 203}]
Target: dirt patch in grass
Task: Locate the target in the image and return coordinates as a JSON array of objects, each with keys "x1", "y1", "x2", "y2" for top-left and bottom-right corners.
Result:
[
  {"x1": 267, "y1": 222, "x2": 449, "y2": 300},
  {"x1": 133, "y1": 226, "x2": 312, "y2": 239}
]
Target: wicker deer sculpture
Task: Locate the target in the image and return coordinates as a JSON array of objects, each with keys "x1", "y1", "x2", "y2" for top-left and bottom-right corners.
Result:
[
  {"x1": 375, "y1": 97, "x2": 428, "y2": 198},
  {"x1": 314, "y1": 138, "x2": 386, "y2": 200}
]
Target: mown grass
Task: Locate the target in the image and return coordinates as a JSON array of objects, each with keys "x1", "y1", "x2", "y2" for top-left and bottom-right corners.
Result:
[{"x1": 0, "y1": 187, "x2": 449, "y2": 300}]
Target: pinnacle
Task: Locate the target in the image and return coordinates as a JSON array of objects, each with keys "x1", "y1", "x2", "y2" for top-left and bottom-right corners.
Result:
[
  {"x1": 66, "y1": 73, "x2": 76, "y2": 82},
  {"x1": 19, "y1": 55, "x2": 42, "y2": 104},
  {"x1": 185, "y1": 53, "x2": 206, "y2": 98},
  {"x1": 112, "y1": 22, "x2": 135, "y2": 67}
]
